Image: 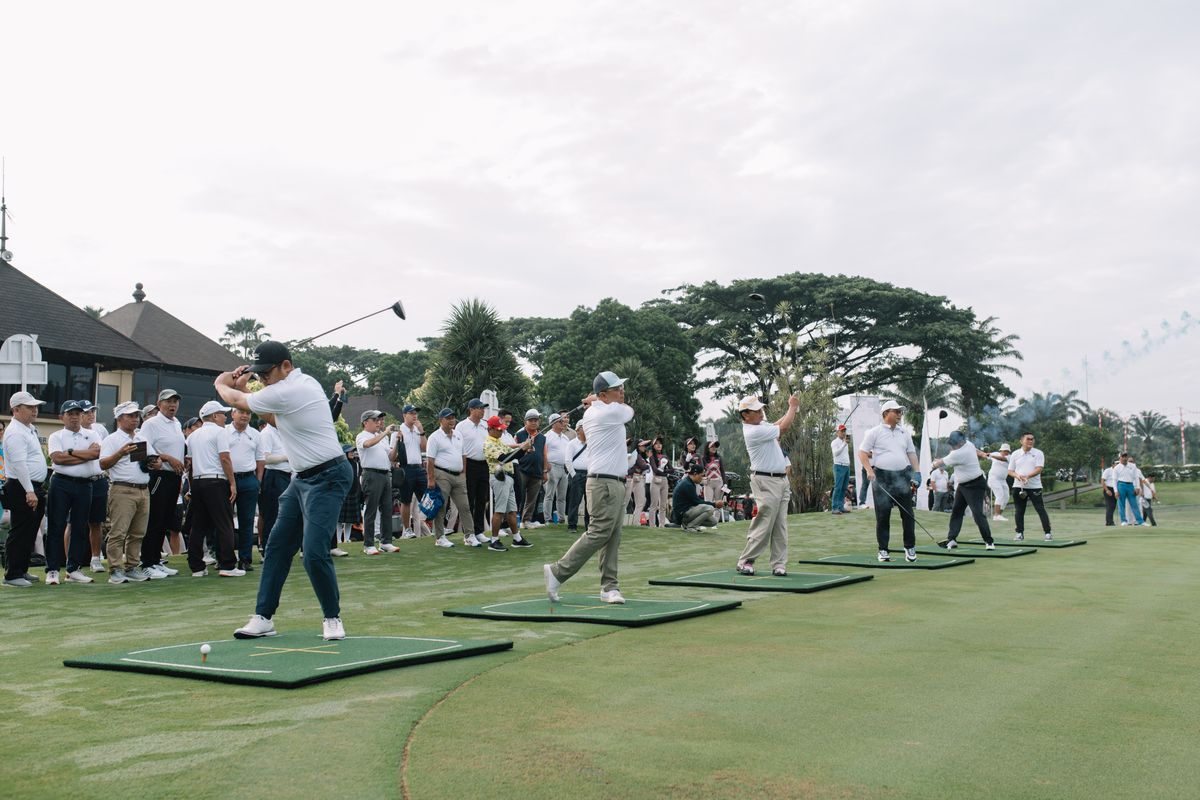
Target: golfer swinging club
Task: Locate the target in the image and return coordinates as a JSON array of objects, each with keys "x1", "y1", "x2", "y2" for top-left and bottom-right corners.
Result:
[
  {"x1": 929, "y1": 430, "x2": 997, "y2": 550},
  {"x1": 214, "y1": 341, "x2": 354, "y2": 641},
  {"x1": 544, "y1": 371, "x2": 633, "y2": 605},
  {"x1": 857, "y1": 400, "x2": 920, "y2": 562}
]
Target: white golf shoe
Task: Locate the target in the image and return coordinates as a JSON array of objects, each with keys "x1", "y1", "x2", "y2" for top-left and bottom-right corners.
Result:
[{"x1": 234, "y1": 614, "x2": 278, "y2": 639}]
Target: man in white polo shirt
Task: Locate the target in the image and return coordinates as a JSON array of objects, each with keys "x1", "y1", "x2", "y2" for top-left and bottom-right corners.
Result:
[
  {"x1": 544, "y1": 371, "x2": 635, "y2": 604},
  {"x1": 988, "y1": 443, "x2": 1012, "y2": 521},
  {"x1": 2, "y1": 391, "x2": 49, "y2": 588},
  {"x1": 427, "y1": 407, "x2": 473, "y2": 547},
  {"x1": 258, "y1": 419, "x2": 292, "y2": 551},
  {"x1": 357, "y1": 410, "x2": 399, "y2": 554},
  {"x1": 46, "y1": 400, "x2": 104, "y2": 585},
  {"x1": 1112, "y1": 452, "x2": 1146, "y2": 527},
  {"x1": 1008, "y1": 432, "x2": 1053, "y2": 541},
  {"x1": 138, "y1": 388, "x2": 186, "y2": 577},
  {"x1": 1100, "y1": 457, "x2": 1118, "y2": 526},
  {"x1": 227, "y1": 407, "x2": 265, "y2": 571},
  {"x1": 391, "y1": 404, "x2": 427, "y2": 538},
  {"x1": 217, "y1": 341, "x2": 354, "y2": 642},
  {"x1": 186, "y1": 401, "x2": 242, "y2": 578},
  {"x1": 542, "y1": 412, "x2": 571, "y2": 526},
  {"x1": 456, "y1": 398, "x2": 492, "y2": 544},
  {"x1": 930, "y1": 430, "x2": 996, "y2": 549},
  {"x1": 734, "y1": 394, "x2": 798, "y2": 576},
  {"x1": 857, "y1": 400, "x2": 921, "y2": 562},
  {"x1": 99, "y1": 401, "x2": 160, "y2": 584}
]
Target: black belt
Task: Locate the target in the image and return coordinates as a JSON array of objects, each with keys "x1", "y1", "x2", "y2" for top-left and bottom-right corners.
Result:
[
  {"x1": 297, "y1": 455, "x2": 347, "y2": 480},
  {"x1": 234, "y1": 471, "x2": 257, "y2": 479},
  {"x1": 752, "y1": 470, "x2": 787, "y2": 478},
  {"x1": 589, "y1": 474, "x2": 623, "y2": 481},
  {"x1": 363, "y1": 467, "x2": 390, "y2": 475},
  {"x1": 112, "y1": 481, "x2": 149, "y2": 489},
  {"x1": 53, "y1": 473, "x2": 100, "y2": 484},
  {"x1": 1117, "y1": 480, "x2": 1134, "y2": 485},
  {"x1": 436, "y1": 466, "x2": 461, "y2": 476}
]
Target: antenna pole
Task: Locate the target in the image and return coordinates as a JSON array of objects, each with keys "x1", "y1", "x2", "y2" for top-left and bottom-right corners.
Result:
[{"x1": 1, "y1": 157, "x2": 8, "y2": 255}]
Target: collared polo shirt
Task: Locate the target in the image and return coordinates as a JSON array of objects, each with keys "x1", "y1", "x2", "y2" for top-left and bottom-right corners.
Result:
[
  {"x1": 942, "y1": 440, "x2": 984, "y2": 482},
  {"x1": 140, "y1": 413, "x2": 186, "y2": 472},
  {"x1": 426, "y1": 428, "x2": 465, "y2": 471},
  {"x1": 356, "y1": 429, "x2": 393, "y2": 470},
  {"x1": 48, "y1": 426, "x2": 103, "y2": 478},
  {"x1": 101, "y1": 429, "x2": 156, "y2": 485},
  {"x1": 578, "y1": 401, "x2": 633, "y2": 477},
  {"x1": 1008, "y1": 447, "x2": 1045, "y2": 489},
  {"x1": 858, "y1": 423, "x2": 915, "y2": 471},
  {"x1": 226, "y1": 423, "x2": 264, "y2": 473},
  {"x1": 744, "y1": 421, "x2": 789, "y2": 473},
  {"x1": 187, "y1": 422, "x2": 231, "y2": 477},
  {"x1": 3, "y1": 419, "x2": 48, "y2": 490},
  {"x1": 246, "y1": 368, "x2": 344, "y2": 473},
  {"x1": 455, "y1": 417, "x2": 488, "y2": 461}
]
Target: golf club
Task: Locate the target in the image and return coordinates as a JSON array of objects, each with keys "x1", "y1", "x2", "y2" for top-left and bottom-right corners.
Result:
[
  {"x1": 871, "y1": 477, "x2": 944, "y2": 547},
  {"x1": 292, "y1": 301, "x2": 406, "y2": 348}
]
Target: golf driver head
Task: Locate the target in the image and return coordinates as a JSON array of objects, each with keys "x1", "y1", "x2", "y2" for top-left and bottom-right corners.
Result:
[{"x1": 392, "y1": 300, "x2": 406, "y2": 320}]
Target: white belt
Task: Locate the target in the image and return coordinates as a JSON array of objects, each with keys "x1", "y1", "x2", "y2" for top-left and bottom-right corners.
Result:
[{"x1": 194, "y1": 473, "x2": 226, "y2": 480}]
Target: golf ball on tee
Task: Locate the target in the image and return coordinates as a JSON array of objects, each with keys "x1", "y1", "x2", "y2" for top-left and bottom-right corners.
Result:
[{"x1": 200, "y1": 644, "x2": 212, "y2": 655}]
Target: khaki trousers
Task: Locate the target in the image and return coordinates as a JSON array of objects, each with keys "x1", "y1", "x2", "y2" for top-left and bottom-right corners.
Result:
[
  {"x1": 623, "y1": 476, "x2": 646, "y2": 521},
  {"x1": 681, "y1": 504, "x2": 719, "y2": 528},
  {"x1": 647, "y1": 475, "x2": 669, "y2": 526},
  {"x1": 105, "y1": 483, "x2": 150, "y2": 572},
  {"x1": 738, "y1": 474, "x2": 789, "y2": 570},
  {"x1": 551, "y1": 476, "x2": 623, "y2": 592},
  {"x1": 433, "y1": 468, "x2": 471, "y2": 538}
]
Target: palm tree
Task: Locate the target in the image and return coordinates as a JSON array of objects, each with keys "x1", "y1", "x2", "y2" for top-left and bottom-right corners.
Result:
[
  {"x1": 1130, "y1": 411, "x2": 1171, "y2": 462},
  {"x1": 890, "y1": 374, "x2": 953, "y2": 442},
  {"x1": 221, "y1": 318, "x2": 271, "y2": 359},
  {"x1": 83, "y1": 305, "x2": 105, "y2": 319}
]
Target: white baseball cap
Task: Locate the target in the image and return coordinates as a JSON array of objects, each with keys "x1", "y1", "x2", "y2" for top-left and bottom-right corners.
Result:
[
  {"x1": 113, "y1": 401, "x2": 141, "y2": 417},
  {"x1": 1000, "y1": 443, "x2": 1011, "y2": 451},
  {"x1": 524, "y1": 408, "x2": 541, "y2": 420},
  {"x1": 737, "y1": 395, "x2": 765, "y2": 412},
  {"x1": 880, "y1": 400, "x2": 903, "y2": 412},
  {"x1": 9, "y1": 391, "x2": 46, "y2": 409},
  {"x1": 198, "y1": 400, "x2": 231, "y2": 418}
]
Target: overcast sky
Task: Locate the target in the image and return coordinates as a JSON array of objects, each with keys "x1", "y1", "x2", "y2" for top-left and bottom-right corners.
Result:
[{"x1": 4, "y1": 1, "x2": 1198, "y2": 425}]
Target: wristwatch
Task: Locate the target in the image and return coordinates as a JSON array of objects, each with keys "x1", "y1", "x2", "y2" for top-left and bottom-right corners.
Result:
[{"x1": 68, "y1": 448, "x2": 75, "y2": 456}]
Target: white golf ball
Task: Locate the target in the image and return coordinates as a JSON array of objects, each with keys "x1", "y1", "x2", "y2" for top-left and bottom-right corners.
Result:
[{"x1": 200, "y1": 644, "x2": 212, "y2": 655}]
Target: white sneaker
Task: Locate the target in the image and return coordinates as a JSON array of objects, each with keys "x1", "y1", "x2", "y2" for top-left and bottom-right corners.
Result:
[
  {"x1": 877, "y1": 550, "x2": 890, "y2": 562},
  {"x1": 330, "y1": 547, "x2": 349, "y2": 557},
  {"x1": 435, "y1": 536, "x2": 454, "y2": 548},
  {"x1": 156, "y1": 564, "x2": 179, "y2": 576},
  {"x1": 476, "y1": 534, "x2": 492, "y2": 544},
  {"x1": 945, "y1": 539, "x2": 958, "y2": 550},
  {"x1": 543, "y1": 564, "x2": 562, "y2": 602},
  {"x1": 985, "y1": 542, "x2": 996, "y2": 550},
  {"x1": 1013, "y1": 532, "x2": 1024, "y2": 541},
  {"x1": 904, "y1": 548, "x2": 917, "y2": 562},
  {"x1": 464, "y1": 534, "x2": 481, "y2": 547},
  {"x1": 90, "y1": 556, "x2": 106, "y2": 573},
  {"x1": 1120, "y1": 521, "x2": 1129, "y2": 527},
  {"x1": 192, "y1": 569, "x2": 208, "y2": 577},
  {"x1": 363, "y1": 546, "x2": 381, "y2": 555},
  {"x1": 379, "y1": 543, "x2": 400, "y2": 553},
  {"x1": 498, "y1": 528, "x2": 511, "y2": 537},
  {"x1": 143, "y1": 565, "x2": 168, "y2": 580},
  {"x1": 1043, "y1": 532, "x2": 1053, "y2": 541},
  {"x1": 203, "y1": 553, "x2": 217, "y2": 566},
  {"x1": 993, "y1": 515, "x2": 1008, "y2": 521},
  {"x1": 218, "y1": 567, "x2": 247, "y2": 577},
  {"x1": 66, "y1": 569, "x2": 94, "y2": 584},
  {"x1": 234, "y1": 614, "x2": 277, "y2": 639},
  {"x1": 126, "y1": 566, "x2": 152, "y2": 582},
  {"x1": 323, "y1": 617, "x2": 346, "y2": 640},
  {"x1": 400, "y1": 529, "x2": 417, "y2": 540},
  {"x1": 108, "y1": 569, "x2": 128, "y2": 585},
  {"x1": 46, "y1": 570, "x2": 61, "y2": 585},
  {"x1": 600, "y1": 589, "x2": 626, "y2": 604}
]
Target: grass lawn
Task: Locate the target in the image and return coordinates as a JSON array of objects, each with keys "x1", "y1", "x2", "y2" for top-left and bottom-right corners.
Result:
[{"x1": 2, "y1": 494, "x2": 1197, "y2": 799}]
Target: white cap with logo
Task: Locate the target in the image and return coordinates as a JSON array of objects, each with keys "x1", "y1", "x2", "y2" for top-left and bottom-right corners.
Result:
[
  {"x1": 880, "y1": 400, "x2": 903, "y2": 412},
  {"x1": 8, "y1": 391, "x2": 46, "y2": 409},
  {"x1": 199, "y1": 400, "x2": 232, "y2": 418},
  {"x1": 113, "y1": 401, "x2": 141, "y2": 417}
]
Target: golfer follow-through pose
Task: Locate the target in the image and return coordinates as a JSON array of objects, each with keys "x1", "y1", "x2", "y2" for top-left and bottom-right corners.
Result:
[
  {"x1": 858, "y1": 400, "x2": 921, "y2": 562},
  {"x1": 544, "y1": 371, "x2": 633, "y2": 605},
  {"x1": 930, "y1": 430, "x2": 997, "y2": 550},
  {"x1": 214, "y1": 341, "x2": 354, "y2": 641},
  {"x1": 735, "y1": 393, "x2": 798, "y2": 576}
]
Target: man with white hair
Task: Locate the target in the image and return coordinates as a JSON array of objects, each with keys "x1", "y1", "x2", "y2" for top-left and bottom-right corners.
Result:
[
  {"x1": 735, "y1": 394, "x2": 799, "y2": 576},
  {"x1": 186, "y1": 400, "x2": 242, "y2": 577},
  {"x1": 544, "y1": 371, "x2": 634, "y2": 604},
  {"x1": 858, "y1": 400, "x2": 921, "y2": 562},
  {"x1": 931, "y1": 430, "x2": 996, "y2": 549},
  {"x1": 988, "y1": 443, "x2": 1012, "y2": 521},
  {"x1": 2, "y1": 392, "x2": 49, "y2": 588}
]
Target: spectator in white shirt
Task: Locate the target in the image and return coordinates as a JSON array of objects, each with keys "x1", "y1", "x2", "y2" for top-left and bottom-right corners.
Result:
[
  {"x1": 1008, "y1": 432, "x2": 1054, "y2": 540},
  {"x1": 1112, "y1": 452, "x2": 1146, "y2": 526},
  {"x1": 930, "y1": 431, "x2": 995, "y2": 549},
  {"x1": 543, "y1": 413, "x2": 572, "y2": 526},
  {"x1": 138, "y1": 389, "x2": 187, "y2": 576},
  {"x1": 2, "y1": 391, "x2": 49, "y2": 588},
  {"x1": 987, "y1": 444, "x2": 1012, "y2": 521},
  {"x1": 929, "y1": 465, "x2": 951, "y2": 512},
  {"x1": 858, "y1": 400, "x2": 921, "y2": 562},
  {"x1": 456, "y1": 398, "x2": 492, "y2": 542},
  {"x1": 227, "y1": 407, "x2": 265, "y2": 570},
  {"x1": 427, "y1": 408, "x2": 474, "y2": 547},
  {"x1": 565, "y1": 421, "x2": 590, "y2": 531},
  {"x1": 79, "y1": 401, "x2": 110, "y2": 574},
  {"x1": 98, "y1": 401, "x2": 160, "y2": 583},
  {"x1": 1141, "y1": 474, "x2": 1158, "y2": 526},
  {"x1": 830, "y1": 425, "x2": 851, "y2": 514},
  {"x1": 391, "y1": 404, "x2": 427, "y2": 538},
  {"x1": 46, "y1": 400, "x2": 103, "y2": 585},
  {"x1": 357, "y1": 410, "x2": 398, "y2": 554},
  {"x1": 1101, "y1": 458, "x2": 1119, "y2": 526},
  {"x1": 186, "y1": 401, "x2": 242, "y2": 577}
]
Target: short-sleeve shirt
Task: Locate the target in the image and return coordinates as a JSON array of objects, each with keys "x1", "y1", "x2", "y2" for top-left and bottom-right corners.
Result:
[
  {"x1": 544, "y1": 430, "x2": 571, "y2": 465},
  {"x1": 858, "y1": 423, "x2": 915, "y2": 471},
  {"x1": 187, "y1": 422, "x2": 231, "y2": 476},
  {"x1": 989, "y1": 453, "x2": 1010, "y2": 482},
  {"x1": 578, "y1": 401, "x2": 634, "y2": 477},
  {"x1": 356, "y1": 429, "x2": 392, "y2": 470},
  {"x1": 49, "y1": 427, "x2": 103, "y2": 478},
  {"x1": 426, "y1": 428, "x2": 465, "y2": 471},
  {"x1": 1102, "y1": 466, "x2": 1116, "y2": 488},
  {"x1": 929, "y1": 467, "x2": 950, "y2": 491},
  {"x1": 261, "y1": 424, "x2": 291, "y2": 473},
  {"x1": 1008, "y1": 447, "x2": 1045, "y2": 489},
  {"x1": 455, "y1": 418, "x2": 488, "y2": 461},
  {"x1": 101, "y1": 428, "x2": 156, "y2": 485},
  {"x1": 941, "y1": 440, "x2": 984, "y2": 482},
  {"x1": 570, "y1": 438, "x2": 589, "y2": 471},
  {"x1": 246, "y1": 368, "x2": 344, "y2": 472},
  {"x1": 226, "y1": 424, "x2": 264, "y2": 473},
  {"x1": 397, "y1": 422, "x2": 424, "y2": 466},
  {"x1": 139, "y1": 413, "x2": 186, "y2": 472},
  {"x1": 483, "y1": 435, "x2": 514, "y2": 475},
  {"x1": 743, "y1": 422, "x2": 788, "y2": 473}
]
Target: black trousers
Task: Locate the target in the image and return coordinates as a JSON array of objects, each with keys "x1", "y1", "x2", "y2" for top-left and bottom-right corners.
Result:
[
  {"x1": 566, "y1": 469, "x2": 589, "y2": 529},
  {"x1": 3, "y1": 480, "x2": 46, "y2": 579},
  {"x1": 465, "y1": 459, "x2": 489, "y2": 535},
  {"x1": 187, "y1": 478, "x2": 237, "y2": 571},
  {"x1": 142, "y1": 471, "x2": 183, "y2": 567},
  {"x1": 872, "y1": 467, "x2": 915, "y2": 550},
  {"x1": 1143, "y1": 500, "x2": 1157, "y2": 526},
  {"x1": 1013, "y1": 487, "x2": 1052, "y2": 535},
  {"x1": 1104, "y1": 489, "x2": 1116, "y2": 525},
  {"x1": 946, "y1": 475, "x2": 993, "y2": 544}
]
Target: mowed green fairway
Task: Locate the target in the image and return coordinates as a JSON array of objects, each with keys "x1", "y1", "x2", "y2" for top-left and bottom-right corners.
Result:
[{"x1": 2, "y1": 488, "x2": 1198, "y2": 799}]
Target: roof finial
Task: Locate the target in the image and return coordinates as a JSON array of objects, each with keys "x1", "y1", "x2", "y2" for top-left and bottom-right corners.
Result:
[
  {"x1": 373, "y1": 383, "x2": 382, "y2": 397},
  {"x1": 133, "y1": 283, "x2": 146, "y2": 302}
]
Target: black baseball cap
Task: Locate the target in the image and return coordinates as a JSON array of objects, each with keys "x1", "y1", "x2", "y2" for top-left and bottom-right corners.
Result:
[
  {"x1": 438, "y1": 407, "x2": 456, "y2": 419},
  {"x1": 467, "y1": 398, "x2": 486, "y2": 409},
  {"x1": 686, "y1": 463, "x2": 705, "y2": 475},
  {"x1": 249, "y1": 341, "x2": 291, "y2": 374}
]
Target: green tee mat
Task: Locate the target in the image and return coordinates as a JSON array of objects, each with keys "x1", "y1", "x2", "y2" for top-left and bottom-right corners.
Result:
[
  {"x1": 796, "y1": 554, "x2": 974, "y2": 569},
  {"x1": 442, "y1": 594, "x2": 741, "y2": 627},
  {"x1": 647, "y1": 570, "x2": 873, "y2": 593},
  {"x1": 63, "y1": 634, "x2": 513, "y2": 689},
  {"x1": 965, "y1": 538, "x2": 1087, "y2": 548},
  {"x1": 900, "y1": 545, "x2": 1038, "y2": 558}
]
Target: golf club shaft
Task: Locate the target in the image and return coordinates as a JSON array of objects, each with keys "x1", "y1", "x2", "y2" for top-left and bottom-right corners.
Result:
[{"x1": 293, "y1": 301, "x2": 405, "y2": 348}]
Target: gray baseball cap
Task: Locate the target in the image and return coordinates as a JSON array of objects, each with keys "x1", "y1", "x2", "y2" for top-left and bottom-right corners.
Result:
[{"x1": 593, "y1": 371, "x2": 626, "y2": 393}]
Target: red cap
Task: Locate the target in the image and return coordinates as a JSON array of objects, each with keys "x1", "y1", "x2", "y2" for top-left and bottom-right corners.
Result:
[
  {"x1": 486, "y1": 415, "x2": 505, "y2": 430},
  {"x1": 837, "y1": 424, "x2": 846, "y2": 431}
]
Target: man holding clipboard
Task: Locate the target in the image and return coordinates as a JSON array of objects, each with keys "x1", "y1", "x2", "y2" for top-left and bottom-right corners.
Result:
[{"x1": 99, "y1": 402, "x2": 161, "y2": 584}]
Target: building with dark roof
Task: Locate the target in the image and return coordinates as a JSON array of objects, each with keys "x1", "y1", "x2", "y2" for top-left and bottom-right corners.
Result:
[{"x1": 342, "y1": 385, "x2": 407, "y2": 429}]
